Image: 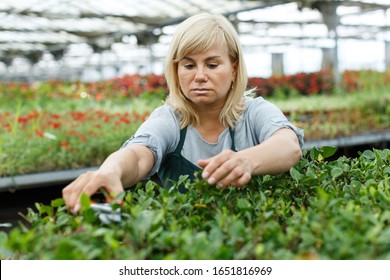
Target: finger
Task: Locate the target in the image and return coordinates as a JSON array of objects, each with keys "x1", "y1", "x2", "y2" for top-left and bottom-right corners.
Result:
[
  {"x1": 198, "y1": 157, "x2": 216, "y2": 180},
  {"x1": 63, "y1": 171, "x2": 106, "y2": 210},
  {"x1": 85, "y1": 172, "x2": 125, "y2": 203},
  {"x1": 62, "y1": 184, "x2": 83, "y2": 213},
  {"x1": 101, "y1": 182, "x2": 125, "y2": 203},
  {"x1": 81, "y1": 173, "x2": 105, "y2": 197},
  {"x1": 206, "y1": 157, "x2": 237, "y2": 185},
  {"x1": 62, "y1": 174, "x2": 89, "y2": 208},
  {"x1": 199, "y1": 150, "x2": 234, "y2": 181},
  {"x1": 231, "y1": 172, "x2": 251, "y2": 187},
  {"x1": 197, "y1": 158, "x2": 209, "y2": 168},
  {"x1": 215, "y1": 164, "x2": 246, "y2": 187}
]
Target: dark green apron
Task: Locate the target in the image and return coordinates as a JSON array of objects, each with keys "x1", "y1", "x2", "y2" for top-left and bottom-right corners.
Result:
[{"x1": 158, "y1": 126, "x2": 236, "y2": 193}]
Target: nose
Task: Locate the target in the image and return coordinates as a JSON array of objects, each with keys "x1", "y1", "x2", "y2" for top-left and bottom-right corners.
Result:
[{"x1": 195, "y1": 67, "x2": 207, "y2": 82}]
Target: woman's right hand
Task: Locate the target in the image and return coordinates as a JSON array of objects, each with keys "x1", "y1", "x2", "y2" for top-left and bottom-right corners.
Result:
[
  {"x1": 62, "y1": 170, "x2": 124, "y2": 213},
  {"x1": 62, "y1": 145, "x2": 154, "y2": 213}
]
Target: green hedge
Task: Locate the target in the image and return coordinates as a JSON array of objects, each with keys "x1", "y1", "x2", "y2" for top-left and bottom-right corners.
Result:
[{"x1": 1, "y1": 147, "x2": 389, "y2": 260}]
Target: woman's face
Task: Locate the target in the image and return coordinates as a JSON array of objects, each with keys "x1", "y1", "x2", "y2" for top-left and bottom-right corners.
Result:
[{"x1": 177, "y1": 45, "x2": 236, "y2": 110}]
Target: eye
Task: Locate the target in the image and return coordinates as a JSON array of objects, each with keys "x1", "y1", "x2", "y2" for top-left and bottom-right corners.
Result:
[
  {"x1": 207, "y1": 64, "x2": 218, "y2": 69},
  {"x1": 184, "y1": 64, "x2": 195, "y2": 70}
]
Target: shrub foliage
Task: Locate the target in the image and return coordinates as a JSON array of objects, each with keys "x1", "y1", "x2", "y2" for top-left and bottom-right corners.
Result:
[{"x1": 1, "y1": 147, "x2": 390, "y2": 260}]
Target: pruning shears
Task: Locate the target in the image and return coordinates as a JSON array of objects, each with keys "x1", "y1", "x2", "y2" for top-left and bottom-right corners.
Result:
[{"x1": 91, "y1": 202, "x2": 122, "y2": 224}]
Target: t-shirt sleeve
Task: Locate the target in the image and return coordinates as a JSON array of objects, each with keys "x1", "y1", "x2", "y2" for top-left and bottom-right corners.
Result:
[
  {"x1": 247, "y1": 97, "x2": 304, "y2": 147},
  {"x1": 121, "y1": 105, "x2": 180, "y2": 178}
]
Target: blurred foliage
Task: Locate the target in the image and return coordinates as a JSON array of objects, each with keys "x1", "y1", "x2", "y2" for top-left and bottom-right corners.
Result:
[{"x1": 1, "y1": 69, "x2": 389, "y2": 176}]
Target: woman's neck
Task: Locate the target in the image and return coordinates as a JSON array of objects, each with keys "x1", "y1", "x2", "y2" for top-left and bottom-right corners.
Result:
[{"x1": 194, "y1": 110, "x2": 227, "y2": 143}]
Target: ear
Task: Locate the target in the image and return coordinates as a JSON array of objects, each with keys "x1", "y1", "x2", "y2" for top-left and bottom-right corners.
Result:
[{"x1": 232, "y1": 60, "x2": 238, "y2": 81}]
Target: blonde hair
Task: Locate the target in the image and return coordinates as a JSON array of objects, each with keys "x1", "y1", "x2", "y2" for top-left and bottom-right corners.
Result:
[{"x1": 164, "y1": 13, "x2": 250, "y2": 128}]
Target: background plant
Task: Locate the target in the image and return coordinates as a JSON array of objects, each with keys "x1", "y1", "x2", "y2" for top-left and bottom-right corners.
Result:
[
  {"x1": 248, "y1": 69, "x2": 390, "y2": 98},
  {"x1": 1, "y1": 70, "x2": 389, "y2": 176},
  {"x1": 274, "y1": 90, "x2": 390, "y2": 140},
  {"x1": 0, "y1": 91, "x2": 159, "y2": 176}
]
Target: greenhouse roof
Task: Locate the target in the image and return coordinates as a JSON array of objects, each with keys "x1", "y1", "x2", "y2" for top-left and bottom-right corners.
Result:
[
  {"x1": 1, "y1": 0, "x2": 389, "y2": 80},
  {"x1": 0, "y1": 0, "x2": 264, "y2": 54}
]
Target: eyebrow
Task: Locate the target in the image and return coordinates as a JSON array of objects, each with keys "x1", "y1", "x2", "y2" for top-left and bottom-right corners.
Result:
[{"x1": 181, "y1": 55, "x2": 222, "y2": 62}]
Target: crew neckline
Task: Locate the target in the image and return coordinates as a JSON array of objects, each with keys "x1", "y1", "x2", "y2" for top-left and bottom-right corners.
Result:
[{"x1": 188, "y1": 126, "x2": 229, "y2": 145}]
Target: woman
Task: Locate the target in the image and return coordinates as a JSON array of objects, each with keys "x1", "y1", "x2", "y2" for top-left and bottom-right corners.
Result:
[{"x1": 63, "y1": 13, "x2": 304, "y2": 212}]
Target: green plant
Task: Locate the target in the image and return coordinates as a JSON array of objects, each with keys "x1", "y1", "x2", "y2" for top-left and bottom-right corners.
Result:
[
  {"x1": 1, "y1": 147, "x2": 389, "y2": 260},
  {"x1": 0, "y1": 108, "x2": 150, "y2": 176},
  {"x1": 273, "y1": 90, "x2": 390, "y2": 140}
]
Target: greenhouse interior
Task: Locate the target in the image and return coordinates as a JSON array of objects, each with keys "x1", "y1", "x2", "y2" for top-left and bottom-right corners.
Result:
[{"x1": 1, "y1": 0, "x2": 390, "y2": 261}]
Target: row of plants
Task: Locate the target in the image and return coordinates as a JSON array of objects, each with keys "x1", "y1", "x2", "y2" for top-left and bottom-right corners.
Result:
[
  {"x1": 2, "y1": 69, "x2": 390, "y2": 100},
  {"x1": 0, "y1": 73, "x2": 168, "y2": 101},
  {"x1": 1, "y1": 84, "x2": 389, "y2": 177},
  {"x1": 0, "y1": 108, "x2": 148, "y2": 176},
  {"x1": 1, "y1": 147, "x2": 389, "y2": 259},
  {"x1": 0, "y1": 83, "x2": 161, "y2": 177},
  {"x1": 249, "y1": 69, "x2": 390, "y2": 97},
  {"x1": 272, "y1": 90, "x2": 390, "y2": 140}
]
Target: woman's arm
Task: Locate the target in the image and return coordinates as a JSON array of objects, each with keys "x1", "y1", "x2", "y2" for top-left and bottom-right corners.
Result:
[
  {"x1": 198, "y1": 128, "x2": 302, "y2": 187},
  {"x1": 62, "y1": 145, "x2": 154, "y2": 212}
]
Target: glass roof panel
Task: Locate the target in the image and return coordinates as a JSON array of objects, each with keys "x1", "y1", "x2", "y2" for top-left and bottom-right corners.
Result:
[{"x1": 1, "y1": 0, "x2": 389, "y2": 81}]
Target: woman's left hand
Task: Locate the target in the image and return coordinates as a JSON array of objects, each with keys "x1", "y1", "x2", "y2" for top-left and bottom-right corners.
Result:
[{"x1": 198, "y1": 150, "x2": 252, "y2": 187}]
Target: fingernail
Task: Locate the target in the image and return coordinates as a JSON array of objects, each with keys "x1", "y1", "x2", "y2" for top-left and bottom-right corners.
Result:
[
  {"x1": 208, "y1": 177, "x2": 216, "y2": 185},
  {"x1": 202, "y1": 171, "x2": 209, "y2": 179},
  {"x1": 71, "y1": 203, "x2": 80, "y2": 214}
]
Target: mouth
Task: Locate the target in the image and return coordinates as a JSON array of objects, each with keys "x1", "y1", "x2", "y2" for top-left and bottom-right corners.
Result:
[{"x1": 191, "y1": 88, "x2": 210, "y2": 94}]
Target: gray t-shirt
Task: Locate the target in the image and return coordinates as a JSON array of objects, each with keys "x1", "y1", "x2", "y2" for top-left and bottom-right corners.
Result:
[{"x1": 122, "y1": 96, "x2": 304, "y2": 178}]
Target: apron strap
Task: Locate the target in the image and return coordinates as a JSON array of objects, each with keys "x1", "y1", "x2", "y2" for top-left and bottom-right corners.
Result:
[
  {"x1": 175, "y1": 126, "x2": 187, "y2": 153},
  {"x1": 229, "y1": 127, "x2": 236, "y2": 151}
]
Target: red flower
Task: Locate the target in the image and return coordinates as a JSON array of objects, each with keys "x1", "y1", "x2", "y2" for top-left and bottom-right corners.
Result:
[
  {"x1": 35, "y1": 129, "x2": 44, "y2": 138},
  {"x1": 60, "y1": 141, "x2": 69, "y2": 147},
  {"x1": 17, "y1": 116, "x2": 29, "y2": 124},
  {"x1": 51, "y1": 122, "x2": 61, "y2": 129},
  {"x1": 70, "y1": 112, "x2": 86, "y2": 121},
  {"x1": 60, "y1": 141, "x2": 72, "y2": 152},
  {"x1": 95, "y1": 92, "x2": 104, "y2": 101}
]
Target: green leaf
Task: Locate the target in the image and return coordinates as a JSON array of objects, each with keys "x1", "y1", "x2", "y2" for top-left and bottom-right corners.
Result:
[
  {"x1": 320, "y1": 146, "x2": 337, "y2": 159},
  {"x1": 309, "y1": 147, "x2": 320, "y2": 161},
  {"x1": 301, "y1": 175, "x2": 319, "y2": 186},
  {"x1": 113, "y1": 191, "x2": 126, "y2": 201},
  {"x1": 365, "y1": 179, "x2": 378, "y2": 188},
  {"x1": 80, "y1": 193, "x2": 91, "y2": 210},
  {"x1": 377, "y1": 228, "x2": 390, "y2": 243},
  {"x1": 331, "y1": 167, "x2": 343, "y2": 180},
  {"x1": 374, "y1": 149, "x2": 384, "y2": 166},
  {"x1": 0, "y1": 231, "x2": 11, "y2": 260},
  {"x1": 237, "y1": 198, "x2": 251, "y2": 210},
  {"x1": 0, "y1": 231, "x2": 8, "y2": 246},
  {"x1": 177, "y1": 175, "x2": 189, "y2": 186},
  {"x1": 39, "y1": 204, "x2": 53, "y2": 216},
  {"x1": 51, "y1": 198, "x2": 65, "y2": 208},
  {"x1": 309, "y1": 146, "x2": 336, "y2": 161},
  {"x1": 290, "y1": 167, "x2": 303, "y2": 182},
  {"x1": 362, "y1": 150, "x2": 375, "y2": 160},
  {"x1": 262, "y1": 174, "x2": 271, "y2": 183}
]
